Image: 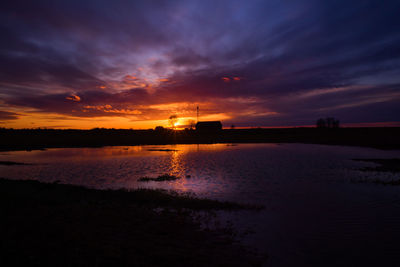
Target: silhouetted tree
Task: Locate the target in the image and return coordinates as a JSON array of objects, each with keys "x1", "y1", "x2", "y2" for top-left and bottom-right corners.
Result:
[
  {"x1": 187, "y1": 119, "x2": 196, "y2": 130},
  {"x1": 333, "y1": 119, "x2": 340, "y2": 128},
  {"x1": 316, "y1": 118, "x2": 326, "y2": 128},
  {"x1": 169, "y1": 115, "x2": 178, "y2": 129},
  {"x1": 326, "y1": 117, "x2": 334, "y2": 128},
  {"x1": 155, "y1": 126, "x2": 165, "y2": 132},
  {"x1": 231, "y1": 124, "x2": 235, "y2": 129},
  {"x1": 316, "y1": 117, "x2": 340, "y2": 128}
]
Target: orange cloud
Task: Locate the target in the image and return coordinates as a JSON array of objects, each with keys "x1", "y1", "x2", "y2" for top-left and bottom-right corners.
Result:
[
  {"x1": 124, "y1": 75, "x2": 138, "y2": 80},
  {"x1": 122, "y1": 75, "x2": 140, "y2": 85},
  {"x1": 83, "y1": 105, "x2": 141, "y2": 115},
  {"x1": 66, "y1": 94, "x2": 81, "y2": 102},
  {"x1": 233, "y1": 77, "x2": 242, "y2": 81},
  {"x1": 119, "y1": 74, "x2": 153, "y2": 89},
  {"x1": 84, "y1": 105, "x2": 112, "y2": 110}
]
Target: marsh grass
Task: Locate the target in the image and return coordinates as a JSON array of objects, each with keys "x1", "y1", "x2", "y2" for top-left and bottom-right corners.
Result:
[
  {"x1": 138, "y1": 174, "x2": 181, "y2": 182},
  {"x1": 352, "y1": 158, "x2": 400, "y2": 185},
  {"x1": 0, "y1": 178, "x2": 264, "y2": 266},
  {"x1": 0, "y1": 161, "x2": 32, "y2": 165},
  {"x1": 353, "y1": 158, "x2": 400, "y2": 173},
  {"x1": 147, "y1": 149, "x2": 179, "y2": 152},
  {"x1": 0, "y1": 178, "x2": 260, "y2": 210},
  {"x1": 351, "y1": 177, "x2": 400, "y2": 186}
]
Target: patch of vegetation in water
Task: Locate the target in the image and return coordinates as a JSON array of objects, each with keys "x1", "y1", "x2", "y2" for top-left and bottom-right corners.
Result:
[
  {"x1": 351, "y1": 177, "x2": 400, "y2": 186},
  {"x1": 352, "y1": 158, "x2": 400, "y2": 173},
  {"x1": 0, "y1": 161, "x2": 32, "y2": 165},
  {"x1": 138, "y1": 174, "x2": 181, "y2": 182},
  {"x1": 147, "y1": 148, "x2": 179, "y2": 152},
  {"x1": 352, "y1": 158, "x2": 400, "y2": 185},
  {"x1": 0, "y1": 178, "x2": 261, "y2": 211}
]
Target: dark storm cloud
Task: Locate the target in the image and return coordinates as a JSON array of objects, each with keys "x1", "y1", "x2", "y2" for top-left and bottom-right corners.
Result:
[{"x1": 1, "y1": 0, "x2": 400, "y2": 126}]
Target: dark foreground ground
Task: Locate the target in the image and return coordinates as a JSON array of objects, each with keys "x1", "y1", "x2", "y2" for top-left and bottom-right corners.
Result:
[
  {"x1": 0, "y1": 178, "x2": 263, "y2": 267},
  {"x1": 1, "y1": 127, "x2": 400, "y2": 151}
]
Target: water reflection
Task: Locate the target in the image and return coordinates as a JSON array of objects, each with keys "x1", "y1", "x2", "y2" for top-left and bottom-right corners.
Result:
[
  {"x1": 2, "y1": 144, "x2": 400, "y2": 266},
  {"x1": 168, "y1": 149, "x2": 189, "y2": 192},
  {"x1": 1, "y1": 143, "x2": 399, "y2": 194}
]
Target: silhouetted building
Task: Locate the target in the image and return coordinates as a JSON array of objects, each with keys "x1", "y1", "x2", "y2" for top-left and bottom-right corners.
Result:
[{"x1": 195, "y1": 121, "x2": 222, "y2": 132}]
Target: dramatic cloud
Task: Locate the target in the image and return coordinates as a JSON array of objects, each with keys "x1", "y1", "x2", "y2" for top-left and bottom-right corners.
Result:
[
  {"x1": 0, "y1": 0, "x2": 399, "y2": 128},
  {"x1": 0, "y1": 110, "x2": 19, "y2": 121}
]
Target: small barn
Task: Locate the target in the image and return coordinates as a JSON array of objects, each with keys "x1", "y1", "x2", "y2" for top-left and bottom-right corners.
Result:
[{"x1": 195, "y1": 121, "x2": 222, "y2": 132}]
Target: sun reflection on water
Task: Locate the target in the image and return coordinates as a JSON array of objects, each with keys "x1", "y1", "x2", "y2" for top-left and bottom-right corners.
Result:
[{"x1": 168, "y1": 149, "x2": 190, "y2": 192}]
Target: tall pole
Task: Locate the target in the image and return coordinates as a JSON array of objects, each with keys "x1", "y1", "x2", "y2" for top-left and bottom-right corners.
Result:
[{"x1": 197, "y1": 106, "x2": 199, "y2": 123}]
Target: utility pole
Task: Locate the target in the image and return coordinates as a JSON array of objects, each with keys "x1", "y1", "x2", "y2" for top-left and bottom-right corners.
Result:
[{"x1": 196, "y1": 106, "x2": 199, "y2": 123}]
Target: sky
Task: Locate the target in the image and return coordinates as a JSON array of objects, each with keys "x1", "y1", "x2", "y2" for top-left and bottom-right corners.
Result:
[{"x1": 1, "y1": 0, "x2": 400, "y2": 129}]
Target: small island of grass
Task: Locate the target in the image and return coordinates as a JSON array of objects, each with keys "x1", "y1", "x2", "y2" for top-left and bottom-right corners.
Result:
[
  {"x1": 353, "y1": 158, "x2": 400, "y2": 173},
  {"x1": 0, "y1": 161, "x2": 32, "y2": 165},
  {"x1": 138, "y1": 174, "x2": 181, "y2": 182},
  {"x1": 352, "y1": 158, "x2": 400, "y2": 185}
]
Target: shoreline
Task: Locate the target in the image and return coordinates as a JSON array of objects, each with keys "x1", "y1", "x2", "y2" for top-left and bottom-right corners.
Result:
[
  {"x1": 2, "y1": 127, "x2": 400, "y2": 151},
  {"x1": 1, "y1": 140, "x2": 400, "y2": 153}
]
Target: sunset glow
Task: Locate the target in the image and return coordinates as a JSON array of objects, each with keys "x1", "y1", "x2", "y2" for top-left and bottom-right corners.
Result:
[
  {"x1": 0, "y1": 1, "x2": 399, "y2": 129},
  {"x1": 2, "y1": 2, "x2": 400, "y2": 265}
]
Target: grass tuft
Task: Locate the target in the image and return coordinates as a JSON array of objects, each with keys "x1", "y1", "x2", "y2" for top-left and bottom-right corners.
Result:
[
  {"x1": 0, "y1": 161, "x2": 32, "y2": 165},
  {"x1": 353, "y1": 158, "x2": 400, "y2": 173},
  {"x1": 138, "y1": 174, "x2": 181, "y2": 182}
]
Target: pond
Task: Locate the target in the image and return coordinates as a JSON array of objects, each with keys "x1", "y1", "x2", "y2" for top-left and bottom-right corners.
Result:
[{"x1": 1, "y1": 143, "x2": 400, "y2": 266}]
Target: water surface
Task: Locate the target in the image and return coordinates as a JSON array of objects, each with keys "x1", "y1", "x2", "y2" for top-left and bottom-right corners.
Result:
[{"x1": 1, "y1": 143, "x2": 400, "y2": 266}]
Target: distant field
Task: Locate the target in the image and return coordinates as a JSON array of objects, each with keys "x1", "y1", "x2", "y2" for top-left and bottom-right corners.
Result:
[{"x1": 1, "y1": 127, "x2": 400, "y2": 151}]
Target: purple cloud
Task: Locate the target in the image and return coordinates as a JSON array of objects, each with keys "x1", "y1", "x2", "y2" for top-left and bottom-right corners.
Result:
[{"x1": 1, "y1": 0, "x2": 399, "y2": 127}]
